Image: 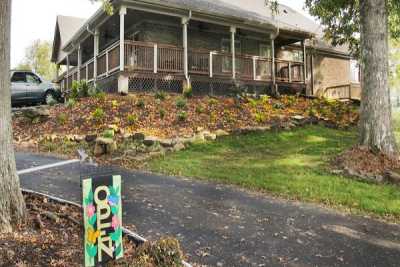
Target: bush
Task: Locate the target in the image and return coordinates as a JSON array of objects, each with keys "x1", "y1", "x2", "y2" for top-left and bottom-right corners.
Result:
[
  {"x1": 70, "y1": 80, "x2": 91, "y2": 99},
  {"x1": 195, "y1": 105, "x2": 205, "y2": 114},
  {"x1": 127, "y1": 114, "x2": 138, "y2": 125},
  {"x1": 136, "y1": 99, "x2": 145, "y2": 109},
  {"x1": 177, "y1": 111, "x2": 187, "y2": 122},
  {"x1": 56, "y1": 113, "x2": 68, "y2": 125},
  {"x1": 272, "y1": 102, "x2": 285, "y2": 110},
  {"x1": 254, "y1": 112, "x2": 267, "y2": 123},
  {"x1": 88, "y1": 85, "x2": 99, "y2": 97},
  {"x1": 159, "y1": 108, "x2": 166, "y2": 119},
  {"x1": 102, "y1": 129, "x2": 115, "y2": 139},
  {"x1": 176, "y1": 97, "x2": 187, "y2": 109},
  {"x1": 155, "y1": 91, "x2": 166, "y2": 101},
  {"x1": 208, "y1": 98, "x2": 218, "y2": 106},
  {"x1": 183, "y1": 84, "x2": 193, "y2": 98},
  {"x1": 65, "y1": 98, "x2": 76, "y2": 108},
  {"x1": 95, "y1": 91, "x2": 106, "y2": 101},
  {"x1": 92, "y1": 108, "x2": 105, "y2": 121}
]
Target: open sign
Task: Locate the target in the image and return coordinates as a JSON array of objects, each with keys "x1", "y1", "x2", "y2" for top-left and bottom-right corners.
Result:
[{"x1": 82, "y1": 175, "x2": 123, "y2": 266}]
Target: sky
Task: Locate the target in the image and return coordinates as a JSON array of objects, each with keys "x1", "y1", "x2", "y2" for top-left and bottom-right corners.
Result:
[{"x1": 10, "y1": 0, "x2": 307, "y2": 68}]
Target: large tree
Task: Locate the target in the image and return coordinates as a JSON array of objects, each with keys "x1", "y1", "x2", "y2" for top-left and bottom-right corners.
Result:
[
  {"x1": 0, "y1": 0, "x2": 111, "y2": 233},
  {"x1": 267, "y1": 0, "x2": 399, "y2": 157},
  {"x1": 0, "y1": 0, "x2": 26, "y2": 234},
  {"x1": 17, "y1": 39, "x2": 57, "y2": 81}
]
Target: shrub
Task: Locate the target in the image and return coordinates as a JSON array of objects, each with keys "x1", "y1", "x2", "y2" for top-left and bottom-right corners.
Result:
[
  {"x1": 176, "y1": 97, "x2": 187, "y2": 109},
  {"x1": 56, "y1": 113, "x2": 68, "y2": 125},
  {"x1": 47, "y1": 97, "x2": 58, "y2": 106},
  {"x1": 92, "y1": 108, "x2": 105, "y2": 121},
  {"x1": 155, "y1": 91, "x2": 166, "y2": 101},
  {"x1": 102, "y1": 129, "x2": 115, "y2": 139},
  {"x1": 136, "y1": 99, "x2": 145, "y2": 109},
  {"x1": 208, "y1": 98, "x2": 218, "y2": 106},
  {"x1": 261, "y1": 95, "x2": 271, "y2": 105},
  {"x1": 272, "y1": 102, "x2": 285, "y2": 110},
  {"x1": 177, "y1": 111, "x2": 187, "y2": 122},
  {"x1": 254, "y1": 112, "x2": 267, "y2": 123},
  {"x1": 183, "y1": 84, "x2": 193, "y2": 98},
  {"x1": 70, "y1": 80, "x2": 91, "y2": 99},
  {"x1": 65, "y1": 98, "x2": 76, "y2": 108},
  {"x1": 95, "y1": 91, "x2": 106, "y2": 101},
  {"x1": 248, "y1": 98, "x2": 259, "y2": 109},
  {"x1": 127, "y1": 114, "x2": 138, "y2": 125},
  {"x1": 159, "y1": 108, "x2": 166, "y2": 119},
  {"x1": 88, "y1": 85, "x2": 99, "y2": 97},
  {"x1": 112, "y1": 100, "x2": 119, "y2": 108},
  {"x1": 195, "y1": 105, "x2": 205, "y2": 114}
]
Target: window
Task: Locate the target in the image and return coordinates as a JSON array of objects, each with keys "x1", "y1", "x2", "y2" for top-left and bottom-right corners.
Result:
[
  {"x1": 11, "y1": 72, "x2": 26, "y2": 83},
  {"x1": 26, "y1": 73, "x2": 41, "y2": 84},
  {"x1": 292, "y1": 50, "x2": 304, "y2": 62},
  {"x1": 259, "y1": 44, "x2": 271, "y2": 58},
  {"x1": 221, "y1": 39, "x2": 241, "y2": 72}
]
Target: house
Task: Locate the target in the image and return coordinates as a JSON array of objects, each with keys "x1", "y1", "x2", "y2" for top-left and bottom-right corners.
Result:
[{"x1": 51, "y1": 0, "x2": 361, "y2": 99}]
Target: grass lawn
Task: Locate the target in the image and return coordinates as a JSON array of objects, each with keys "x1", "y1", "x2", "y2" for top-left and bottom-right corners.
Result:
[{"x1": 148, "y1": 125, "x2": 400, "y2": 219}]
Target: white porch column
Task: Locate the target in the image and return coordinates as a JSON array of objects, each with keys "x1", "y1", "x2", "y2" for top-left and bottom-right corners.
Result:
[
  {"x1": 119, "y1": 6, "x2": 127, "y2": 71},
  {"x1": 302, "y1": 40, "x2": 307, "y2": 83},
  {"x1": 94, "y1": 29, "x2": 99, "y2": 82},
  {"x1": 271, "y1": 37, "x2": 276, "y2": 85},
  {"x1": 66, "y1": 55, "x2": 70, "y2": 90},
  {"x1": 77, "y1": 45, "x2": 82, "y2": 81},
  {"x1": 230, "y1": 26, "x2": 236, "y2": 79},
  {"x1": 182, "y1": 17, "x2": 190, "y2": 82}
]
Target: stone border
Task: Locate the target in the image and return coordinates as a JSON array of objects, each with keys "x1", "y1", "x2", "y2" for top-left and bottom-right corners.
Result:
[{"x1": 22, "y1": 188, "x2": 192, "y2": 267}]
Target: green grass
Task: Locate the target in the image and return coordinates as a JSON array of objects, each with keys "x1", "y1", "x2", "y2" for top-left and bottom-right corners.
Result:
[{"x1": 148, "y1": 125, "x2": 400, "y2": 219}]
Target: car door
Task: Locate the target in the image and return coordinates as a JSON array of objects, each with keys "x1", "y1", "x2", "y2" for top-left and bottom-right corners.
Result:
[
  {"x1": 25, "y1": 72, "x2": 43, "y2": 101},
  {"x1": 10, "y1": 72, "x2": 28, "y2": 103}
]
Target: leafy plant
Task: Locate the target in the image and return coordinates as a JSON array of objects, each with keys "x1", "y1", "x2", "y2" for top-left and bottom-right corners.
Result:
[
  {"x1": 159, "y1": 108, "x2": 166, "y2": 119},
  {"x1": 208, "y1": 98, "x2": 218, "y2": 106},
  {"x1": 70, "y1": 80, "x2": 91, "y2": 99},
  {"x1": 272, "y1": 102, "x2": 285, "y2": 110},
  {"x1": 261, "y1": 95, "x2": 271, "y2": 105},
  {"x1": 65, "y1": 98, "x2": 76, "y2": 108},
  {"x1": 254, "y1": 112, "x2": 267, "y2": 123},
  {"x1": 177, "y1": 111, "x2": 187, "y2": 122},
  {"x1": 127, "y1": 114, "x2": 138, "y2": 125},
  {"x1": 195, "y1": 105, "x2": 205, "y2": 114},
  {"x1": 176, "y1": 97, "x2": 187, "y2": 109},
  {"x1": 102, "y1": 129, "x2": 115, "y2": 139},
  {"x1": 71, "y1": 81, "x2": 80, "y2": 99},
  {"x1": 155, "y1": 91, "x2": 166, "y2": 101},
  {"x1": 248, "y1": 98, "x2": 259, "y2": 109},
  {"x1": 92, "y1": 108, "x2": 105, "y2": 121},
  {"x1": 88, "y1": 85, "x2": 99, "y2": 97},
  {"x1": 136, "y1": 99, "x2": 145, "y2": 109},
  {"x1": 183, "y1": 84, "x2": 193, "y2": 98},
  {"x1": 95, "y1": 91, "x2": 106, "y2": 101},
  {"x1": 56, "y1": 113, "x2": 68, "y2": 125}
]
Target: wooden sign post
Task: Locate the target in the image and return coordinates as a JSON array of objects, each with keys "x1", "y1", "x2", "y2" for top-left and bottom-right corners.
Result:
[{"x1": 82, "y1": 175, "x2": 123, "y2": 266}]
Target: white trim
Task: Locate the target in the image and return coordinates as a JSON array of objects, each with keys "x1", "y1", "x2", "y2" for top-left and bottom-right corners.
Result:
[
  {"x1": 154, "y1": 44, "x2": 158, "y2": 73},
  {"x1": 120, "y1": 6, "x2": 127, "y2": 72}
]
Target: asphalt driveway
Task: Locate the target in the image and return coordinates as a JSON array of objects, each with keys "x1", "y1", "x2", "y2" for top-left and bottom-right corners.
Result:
[{"x1": 16, "y1": 152, "x2": 400, "y2": 267}]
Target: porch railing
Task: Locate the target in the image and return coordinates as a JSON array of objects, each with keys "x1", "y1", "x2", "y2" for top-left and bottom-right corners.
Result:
[{"x1": 60, "y1": 40, "x2": 305, "y2": 90}]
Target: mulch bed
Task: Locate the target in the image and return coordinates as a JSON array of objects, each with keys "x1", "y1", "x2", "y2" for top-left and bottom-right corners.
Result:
[
  {"x1": 13, "y1": 93, "x2": 359, "y2": 141},
  {"x1": 0, "y1": 193, "x2": 186, "y2": 267},
  {"x1": 334, "y1": 146, "x2": 400, "y2": 183}
]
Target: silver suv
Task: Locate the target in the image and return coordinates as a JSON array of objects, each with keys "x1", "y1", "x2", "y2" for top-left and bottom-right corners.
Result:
[{"x1": 10, "y1": 70, "x2": 61, "y2": 106}]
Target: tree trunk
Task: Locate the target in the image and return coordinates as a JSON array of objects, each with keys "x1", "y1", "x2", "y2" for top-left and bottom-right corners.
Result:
[
  {"x1": 0, "y1": 0, "x2": 26, "y2": 233},
  {"x1": 359, "y1": 0, "x2": 398, "y2": 156}
]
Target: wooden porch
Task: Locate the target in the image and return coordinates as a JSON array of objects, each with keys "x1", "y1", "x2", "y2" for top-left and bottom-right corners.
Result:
[{"x1": 60, "y1": 40, "x2": 305, "y2": 94}]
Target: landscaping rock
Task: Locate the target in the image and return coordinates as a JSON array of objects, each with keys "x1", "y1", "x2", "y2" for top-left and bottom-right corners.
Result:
[
  {"x1": 133, "y1": 132, "x2": 146, "y2": 142},
  {"x1": 85, "y1": 134, "x2": 97, "y2": 143},
  {"x1": 22, "y1": 107, "x2": 50, "y2": 122},
  {"x1": 94, "y1": 137, "x2": 117, "y2": 156},
  {"x1": 173, "y1": 142, "x2": 185, "y2": 152},
  {"x1": 159, "y1": 139, "x2": 176, "y2": 148},
  {"x1": 386, "y1": 171, "x2": 400, "y2": 185},
  {"x1": 122, "y1": 133, "x2": 134, "y2": 140},
  {"x1": 291, "y1": 115, "x2": 305, "y2": 121},
  {"x1": 143, "y1": 136, "x2": 159, "y2": 147},
  {"x1": 215, "y1": 129, "x2": 229, "y2": 137},
  {"x1": 203, "y1": 131, "x2": 217, "y2": 141},
  {"x1": 73, "y1": 135, "x2": 85, "y2": 142},
  {"x1": 193, "y1": 133, "x2": 206, "y2": 143},
  {"x1": 196, "y1": 127, "x2": 205, "y2": 133}
]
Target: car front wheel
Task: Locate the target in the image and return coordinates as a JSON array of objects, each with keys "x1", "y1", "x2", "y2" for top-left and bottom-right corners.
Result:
[{"x1": 44, "y1": 91, "x2": 56, "y2": 105}]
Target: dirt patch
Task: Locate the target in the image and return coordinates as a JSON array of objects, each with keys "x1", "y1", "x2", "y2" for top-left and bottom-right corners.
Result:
[
  {"x1": 334, "y1": 146, "x2": 400, "y2": 183},
  {"x1": 0, "y1": 193, "x2": 188, "y2": 267}
]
